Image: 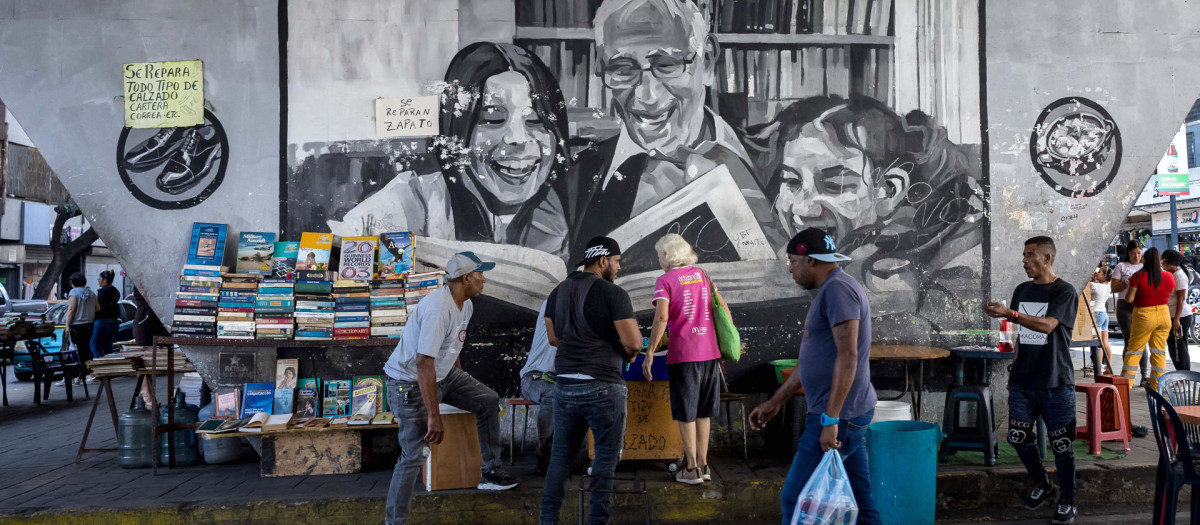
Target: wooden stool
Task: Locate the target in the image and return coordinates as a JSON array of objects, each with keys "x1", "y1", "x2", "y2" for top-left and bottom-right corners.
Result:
[
  {"x1": 507, "y1": 398, "x2": 537, "y2": 465},
  {"x1": 1075, "y1": 383, "x2": 1130, "y2": 455},
  {"x1": 422, "y1": 404, "x2": 483, "y2": 491}
]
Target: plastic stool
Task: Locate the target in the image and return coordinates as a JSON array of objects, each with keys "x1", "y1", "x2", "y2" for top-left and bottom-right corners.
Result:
[
  {"x1": 507, "y1": 399, "x2": 537, "y2": 465},
  {"x1": 1075, "y1": 383, "x2": 1130, "y2": 456},
  {"x1": 939, "y1": 384, "x2": 998, "y2": 465}
]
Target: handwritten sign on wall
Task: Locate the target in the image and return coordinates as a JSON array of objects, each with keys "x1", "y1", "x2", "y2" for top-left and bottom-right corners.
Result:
[
  {"x1": 376, "y1": 97, "x2": 439, "y2": 138},
  {"x1": 123, "y1": 60, "x2": 204, "y2": 128}
]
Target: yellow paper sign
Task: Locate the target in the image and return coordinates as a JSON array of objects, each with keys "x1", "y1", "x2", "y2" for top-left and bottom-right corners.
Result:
[{"x1": 123, "y1": 60, "x2": 204, "y2": 128}]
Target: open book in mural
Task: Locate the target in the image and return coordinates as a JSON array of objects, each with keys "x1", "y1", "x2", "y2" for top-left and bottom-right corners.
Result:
[{"x1": 287, "y1": 0, "x2": 986, "y2": 339}]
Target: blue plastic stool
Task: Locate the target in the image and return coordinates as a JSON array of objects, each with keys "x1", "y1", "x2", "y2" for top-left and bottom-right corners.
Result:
[{"x1": 938, "y1": 384, "x2": 998, "y2": 466}]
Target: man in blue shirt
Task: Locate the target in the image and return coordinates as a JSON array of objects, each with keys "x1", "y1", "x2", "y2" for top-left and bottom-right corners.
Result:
[{"x1": 749, "y1": 227, "x2": 880, "y2": 525}]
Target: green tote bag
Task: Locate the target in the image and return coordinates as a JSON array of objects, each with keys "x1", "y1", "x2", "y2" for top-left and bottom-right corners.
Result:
[{"x1": 703, "y1": 270, "x2": 742, "y2": 362}]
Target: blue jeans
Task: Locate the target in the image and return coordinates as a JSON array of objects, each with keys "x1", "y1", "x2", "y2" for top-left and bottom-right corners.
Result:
[
  {"x1": 539, "y1": 380, "x2": 627, "y2": 525},
  {"x1": 91, "y1": 318, "x2": 119, "y2": 358},
  {"x1": 1093, "y1": 310, "x2": 1109, "y2": 333},
  {"x1": 780, "y1": 410, "x2": 880, "y2": 525},
  {"x1": 1007, "y1": 385, "x2": 1077, "y2": 499}
]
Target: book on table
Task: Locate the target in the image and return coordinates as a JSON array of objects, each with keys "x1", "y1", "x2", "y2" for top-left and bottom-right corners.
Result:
[
  {"x1": 338, "y1": 236, "x2": 378, "y2": 280},
  {"x1": 273, "y1": 241, "x2": 300, "y2": 279},
  {"x1": 302, "y1": 417, "x2": 330, "y2": 429},
  {"x1": 241, "y1": 382, "x2": 275, "y2": 418},
  {"x1": 296, "y1": 232, "x2": 333, "y2": 272},
  {"x1": 195, "y1": 419, "x2": 226, "y2": 434},
  {"x1": 370, "y1": 411, "x2": 395, "y2": 425},
  {"x1": 261, "y1": 413, "x2": 294, "y2": 432},
  {"x1": 273, "y1": 388, "x2": 295, "y2": 414},
  {"x1": 322, "y1": 379, "x2": 351, "y2": 417},
  {"x1": 236, "y1": 232, "x2": 276, "y2": 275},
  {"x1": 238, "y1": 412, "x2": 272, "y2": 432},
  {"x1": 352, "y1": 375, "x2": 388, "y2": 414},
  {"x1": 378, "y1": 232, "x2": 414, "y2": 279},
  {"x1": 213, "y1": 416, "x2": 250, "y2": 433},
  {"x1": 215, "y1": 387, "x2": 240, "y2": 419},
  {"x1": 187, "y1": 222, "x2": 229, "y2": 267}
]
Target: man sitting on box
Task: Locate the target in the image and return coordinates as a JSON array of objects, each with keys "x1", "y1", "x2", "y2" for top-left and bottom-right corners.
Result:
[{"x1": 383, "y1": 252, "x2": 519, "y2": 525}]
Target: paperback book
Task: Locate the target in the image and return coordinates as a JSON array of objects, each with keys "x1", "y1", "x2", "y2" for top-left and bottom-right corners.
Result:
[
  {"x1": 187, "y1": 222, "x2": 228, "y2": 267},
  {"x1": 241, "y1": 382, "x2": 275, "y2": 418},
  {"x1": 296, "y1": 232, "x2": 334, "y2": 272},
  {"x1": 272, "y1": 241, "x2": 300, "y2": 279},
  {"x1": 378, "y1": 232, "x2": 414, "y2": 279},
  {"x1": 322, "y1": 379, "x2": 351, "y2": 417},
  {"x1": 236, "y1": 232, "x2": 275, "y2": 275},
  {"x1": 338, "y1": 236, "x2": 378, "y2": 281}
]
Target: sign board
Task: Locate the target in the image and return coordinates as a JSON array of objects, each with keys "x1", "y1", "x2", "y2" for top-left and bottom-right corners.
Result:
[
  {"x1": 375, "y1": 97, "x2": 439, "y2": 138},
  {"x1": 1159, "y1": 172, "x2": 1190, "y2": 196},
  {"x1": 123, "y1": 60, "x2": 204, "y2": 128},
  {"x1": 1151, "y1": 209, "x2": 1200, "y2": 234}
]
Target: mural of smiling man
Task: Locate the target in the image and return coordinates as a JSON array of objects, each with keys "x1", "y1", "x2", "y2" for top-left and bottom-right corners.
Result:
[
  {"x1": 570, "y1": 0, "x2": 785, "y2": 274},
  {"x1": 327, "y1": 42, "x2": 571, "y2": 257}
]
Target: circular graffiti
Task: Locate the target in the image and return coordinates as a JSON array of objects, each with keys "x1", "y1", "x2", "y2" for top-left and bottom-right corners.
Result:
[
  {"x1": 115, "y1": 108, "x2": 228, "y2": 210},
  {"x1": 1029, "y1": 97, "x2": 1121, "y2": 198}
]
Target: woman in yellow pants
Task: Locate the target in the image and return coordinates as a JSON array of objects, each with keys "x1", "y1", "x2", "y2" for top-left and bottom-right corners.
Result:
[{"x1": 1123, "y1": 247, "x2": 1176, "y2": 391}]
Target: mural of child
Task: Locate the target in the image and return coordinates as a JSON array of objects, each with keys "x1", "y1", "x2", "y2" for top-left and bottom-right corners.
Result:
[{"x1": 326, "y1": 42, "x2": 572, "y2": 258}]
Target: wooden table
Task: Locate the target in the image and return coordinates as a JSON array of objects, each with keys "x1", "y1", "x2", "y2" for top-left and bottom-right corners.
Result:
[
  {"x1": 203, "y1": 423, "x2": 399, "y2": 477},
  {"x1": 870, "y1": 345, "x2": 950, "y2": 421},
  {"x1": 1176, "y1": 405, "x2": 1200, "y2": 426}
]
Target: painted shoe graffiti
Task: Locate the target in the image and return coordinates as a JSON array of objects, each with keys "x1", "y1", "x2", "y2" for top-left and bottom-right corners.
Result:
[
  {"x1": 121, "y1": 127, "x2": 184, "y2": 172},
  {"x1": 156, "y1": 126, "x2": 222, "y2": 195}
]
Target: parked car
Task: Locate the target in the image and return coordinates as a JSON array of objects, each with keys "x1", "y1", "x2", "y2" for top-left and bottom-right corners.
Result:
[
  {"x1": 12, "y1": 300, "x2": 135, "y2": 381},
  {"x1": 0, "y1": 285, "x2": 48, "y2": 317}
]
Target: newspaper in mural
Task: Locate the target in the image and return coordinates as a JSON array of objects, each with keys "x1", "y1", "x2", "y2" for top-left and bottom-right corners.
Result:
[{"x1": 288, "y1": 0, "x2": 987, "y2": 327}]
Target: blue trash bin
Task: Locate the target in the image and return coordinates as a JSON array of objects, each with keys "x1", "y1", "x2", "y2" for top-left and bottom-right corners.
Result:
[{"x1": 867, "y1": 420, "x2": 940, "y2": 525}]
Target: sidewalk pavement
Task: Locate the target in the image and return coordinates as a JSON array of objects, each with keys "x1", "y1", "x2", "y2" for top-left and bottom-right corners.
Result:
[{"x1": 0, "y1": 363, "x2": 1188, "y2": 524}]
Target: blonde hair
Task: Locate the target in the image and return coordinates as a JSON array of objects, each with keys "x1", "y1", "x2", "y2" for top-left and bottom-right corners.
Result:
[{"x1": 655, "y1": 233, "x2": 698, "y2": 268}]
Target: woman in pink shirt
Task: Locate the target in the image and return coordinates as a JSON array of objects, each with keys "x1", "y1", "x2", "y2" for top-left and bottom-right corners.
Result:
[{"x1": 643, "y1": 234, "x2": 732, "y2": 485}]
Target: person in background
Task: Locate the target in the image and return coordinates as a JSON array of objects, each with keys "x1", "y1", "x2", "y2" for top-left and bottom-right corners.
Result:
[
  {"x1": 62, "y1": 272, "x2": 97, "y2": 385},
  {"x1": 92, "y1": 270, "x2": 121, "y2": 358},
  {"x1": 383, "y1": 252, "x2": 519, "y2": 525},
  {"x1": 1088, "y1": 264, "x2": 1113, "y2": 375},
  {"x1": 1111, "y1": 241, "x2": 1147, "y2": 384},
  {"x1": 519, "y1": 299, "x2": 558, "y2": 474},
  {"x1": 1162, "y1": 249, "x2": 1193, "y2": 371},
  {"x1": 748, "y1": 227, "x2": 880, "y2": 525},
  {"x1": 540, "y1": 236, "x2": 644, "y2": 525},
  {"x1": 643, "y1": 233, "x2": 730, "y2": 485},
  {"x1": 1123, "y1": 246, "x2": 1175, "y2": 393},
  {"x1": 985, "y1": 236, "x2": 1078, "y2": 525},
  {"x1": 132, "y1": 287, "x2": 167, "y2": 346}
]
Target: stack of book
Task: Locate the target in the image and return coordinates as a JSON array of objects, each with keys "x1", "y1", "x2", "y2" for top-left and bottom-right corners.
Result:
[
  {"x1": 370, "y1": 278, "x2": 407, "y2": 338},
  {"x1": 404, "y1": 271, "x2": 445, "y2": 314},
  {"x1": 332, "y1": 280, "x2": 371, "y2": 340},
  {"x1": 173, "y1": 265, "x2": 222, "y2": 338},
  {"x1": 217, "y1": 274, "x2": 261, "y2": 339},
  {"x1": 174, "y1": 222, "x2": 229, "y2": 338},
  {"x1": 255, "y1": 278, "x2": 295, "y2": 340},
  {"x1": 294, "y1": 270, "x2": 335, "y2": 340}
]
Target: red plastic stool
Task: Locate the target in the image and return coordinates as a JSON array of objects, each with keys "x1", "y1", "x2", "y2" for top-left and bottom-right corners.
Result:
[{"x1": 1075, "y1": 383, "x2": 1130, "y2": 455}]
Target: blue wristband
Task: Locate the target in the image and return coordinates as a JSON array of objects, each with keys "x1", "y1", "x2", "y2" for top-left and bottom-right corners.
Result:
[{"x1": 821, "y1": 413, "x2": 840, "y2": 426}]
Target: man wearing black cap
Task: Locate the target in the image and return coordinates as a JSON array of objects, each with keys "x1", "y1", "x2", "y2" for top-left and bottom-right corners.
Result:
[
  {"x1": 748, "y1": 227, "x2": 881, "y2": 525},
  {"x1": 539, "y1": 236, "x2": 645, "y2": 525}
]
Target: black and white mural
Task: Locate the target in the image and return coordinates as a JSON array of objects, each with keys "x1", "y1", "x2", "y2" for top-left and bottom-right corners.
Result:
[
  {"x1": 117, "y1": 108, "x2": 228, "y2": 210},
  {"x1": 285, "y1": 0, "x2": 987, "y2": 390},
  {"x1": 1029, "y1": 96, "x2": 1122, "y2": 198}
]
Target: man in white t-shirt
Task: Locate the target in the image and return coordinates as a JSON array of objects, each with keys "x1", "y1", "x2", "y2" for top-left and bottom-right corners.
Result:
[
  {"x1": 1163, "y1": 250, "x2": 1193, "y2": 371},
  {"x1": 383, "y1": 252, "x2": 519, "y2": 525}
]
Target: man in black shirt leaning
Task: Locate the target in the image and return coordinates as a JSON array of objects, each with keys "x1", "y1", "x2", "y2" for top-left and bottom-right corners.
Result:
[
  {"x1": 985, "y1": 236, "x2": 1078, "y2": 524},
  {"x1": 539, "y1": 236, "x2": 644, "y2": 525}
]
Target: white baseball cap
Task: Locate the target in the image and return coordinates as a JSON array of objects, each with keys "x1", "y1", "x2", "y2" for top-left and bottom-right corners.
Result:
[{"x1": 446, "y1": 251, "x2": 496, "y2": 279}]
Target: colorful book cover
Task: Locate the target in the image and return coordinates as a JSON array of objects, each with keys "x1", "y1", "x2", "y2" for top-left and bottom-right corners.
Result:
[
  {"x1": 352, "y1": 375, "x2": 388, "y2": 414},
  {"x1": 273, "y1": 241, "x2": 300, "y2": 279},
  {"x1": 272, "y1": 388, "x2": 294, "y2": 414},
  {"x1": 298, "y1": 377, "x2": 321, "y2": 391},
  {"x1": 294, "y1": 387, "x2": 318, "y2": 418},
  {"x1": 241, "y1": 382, "x2": 275, "y2": 418},
  {"x1": 296, "y1": 232, "x2": 334, "y2": 272},
  {"x1": 350, "y1": 384, "x2": 378, "y2": 416},
  {"x1": 215, "y1": 387, "x2": 240, "y2": 419},
  {"x1": 322, "y1": 379, "x2": 352, "y2": 417},
  {"x1": 275, "y1": 358, "x2": 298, "y2": 389},
  {"x1": 378, "y1": 232, "x2": 414, "y2": 279},
  {"x1": 236, "y1": 232, "x2": 275, "y2": 274},
  {"x1": 187, "y1": 222, "x2": 228, "y2": 267},
  {"x1": 338, "y1": 236, "x2": 378, "y2": 281}
]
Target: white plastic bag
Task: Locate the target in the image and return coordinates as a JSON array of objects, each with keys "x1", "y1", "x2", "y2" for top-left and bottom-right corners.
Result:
[{"x1": 790, "y1": 449, "x2": 859, "y2": 525}]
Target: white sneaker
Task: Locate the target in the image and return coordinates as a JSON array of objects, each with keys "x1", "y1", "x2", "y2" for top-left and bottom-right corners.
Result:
[
  {"x1": 53, "y1": 379, "x2": 67, "y2": 387},
  {"x1": 675, "y1": 467, "x2": 703, "y2": 485},
  {"x1": 701, "y1": 465, "x2": 712, "y2": 481}
]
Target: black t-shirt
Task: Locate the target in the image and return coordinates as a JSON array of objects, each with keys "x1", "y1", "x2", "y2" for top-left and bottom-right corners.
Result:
[
  {"x1": 96, "y1": 285, "x2": 120, "y2": 320},
  {"x1": 1010, "y1": 278, "x2": 1078, "y2": 389},
  {"x1": 544, "y1": 271, "x2": 635, "y2": 383}
]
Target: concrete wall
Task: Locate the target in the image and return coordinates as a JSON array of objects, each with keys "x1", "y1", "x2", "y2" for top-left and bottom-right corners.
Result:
[{"x1": 0, "y1": 0, "x2": 1198, "y2": 402}]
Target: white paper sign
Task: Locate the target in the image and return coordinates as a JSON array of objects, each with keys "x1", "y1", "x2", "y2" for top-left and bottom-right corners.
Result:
[{"x1": 375, "y1": 97, "x2": 439, "y2": 138}]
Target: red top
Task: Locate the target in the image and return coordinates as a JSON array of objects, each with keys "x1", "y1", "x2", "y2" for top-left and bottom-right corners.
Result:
[{"x1": 1129, "y1": 270, "x2": 1176, "y2": 308}]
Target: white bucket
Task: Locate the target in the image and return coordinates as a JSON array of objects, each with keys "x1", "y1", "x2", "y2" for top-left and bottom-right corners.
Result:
[{"x1": 874, "y1": 400, "x2": 913, "y2": 422}]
